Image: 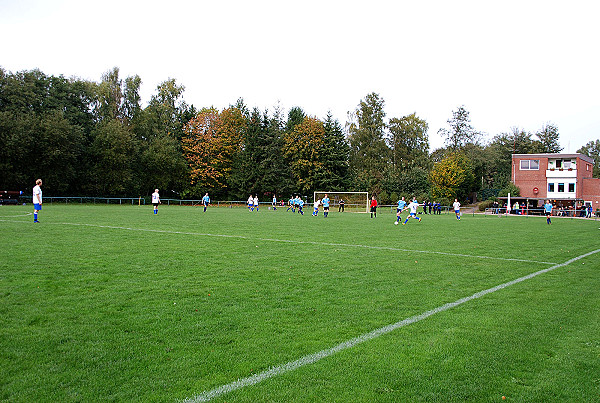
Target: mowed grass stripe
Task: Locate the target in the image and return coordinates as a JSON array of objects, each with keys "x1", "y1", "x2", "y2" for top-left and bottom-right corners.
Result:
[{"x1": 0, "y1": 219, "x2": 558, "y2": 265}]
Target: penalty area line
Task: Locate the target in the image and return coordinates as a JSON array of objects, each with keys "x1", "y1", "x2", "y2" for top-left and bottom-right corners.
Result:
[{"x1": 182, "y1": 248, "x2": 600, "y2": 403}]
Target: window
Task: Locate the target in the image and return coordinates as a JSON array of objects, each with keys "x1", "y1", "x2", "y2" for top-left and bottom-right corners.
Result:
[
  {"x1": 587, "y1": 164, "x2": 591, "y2": 172},
  {"x1": 556, "y1": 160, "x2": 562, "y2": 169},
  {"x1": 568, "y1": 183, "x2": 575, "y2": 193},
  {"x1": 520, "y1": 160, "x2": 540, "y2": 170},
  {"x1": 558, "y1": 183, "x2": 565, "y2": 192},
  {"x1": 548, "y1": 183, "x2": 555, "y2": 192},
  {"x1": 564, "y1": 160, "x2": 571, "y2": 169}
]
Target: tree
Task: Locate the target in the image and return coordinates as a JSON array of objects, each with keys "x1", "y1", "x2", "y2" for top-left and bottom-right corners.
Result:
[
  {"x1": 316, "y1": 112, "x2": 350, "y2": 191},
  {"x1": 388, "y1": 113, "x2": 429, "y2": 170},
  {"x1": 89, "y1": 119, "x2": 139, "y2": 196},
  {"x1": 578, "y1": 140, "x2": 600, "y2": 178},
  {"x1": 96, "y1": 67, "x2": 124, "y2": 121},
  {"x1": 257, "y1": 108, "x2": 291, "y2": 197},
  {"x1": 181, "y1": 107, "x2": 245, "y2": 196},
  {"x1": 429, "y1": 152, "x2": 475, "y2": 201},
  {"x1": 438, "y1": 106, "x2": 480, "y2": 150},
  {"x1": 283, "y1": 116, "x2": 325, "y2": 194},
  {"x1": 534, "y1": 123, "x2": 562, "y2": 153},
  {"x1": 286, "y1": 106, "x2": 306, "y2": 132},
  {"x1": 347, "y1": 92, "x2": 390, "y2": 192},
  {"x1": 0, "y1": 68, "x2": 95, "y2": 194}
]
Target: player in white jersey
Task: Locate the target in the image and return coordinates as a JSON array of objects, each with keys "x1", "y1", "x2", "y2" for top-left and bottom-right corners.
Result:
[
  {"x1": 152, "y1": 189, "x2": 160, "y2": 214},
  {"x1": 247, "y1": 195, "x2": 254, "y2": 211},
  {"x1": 313, "y1": 199, "x2": 321, "y2": 216},
  {"x1": 399, "y1": 198, "x2": 421, "y2": 225},
  {"x1": 33, "y1": 179, "x2": 42, "y2": 223},
  {"x1": 453, "y1": 199, "x2": 461, "y2": 220},
  {"x1": 254, "y1": 195, "x2": 259, "y2": 212}
]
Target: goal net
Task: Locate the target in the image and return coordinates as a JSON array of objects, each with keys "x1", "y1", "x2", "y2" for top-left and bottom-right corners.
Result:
[{"x1": 313, "y1": 191, "x2": 369, "y2": 213}]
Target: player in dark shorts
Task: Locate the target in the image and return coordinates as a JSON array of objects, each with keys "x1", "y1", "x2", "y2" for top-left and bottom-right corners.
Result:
[{"x1": 370, "y1": 196, "x2": 377, "y2": 218}]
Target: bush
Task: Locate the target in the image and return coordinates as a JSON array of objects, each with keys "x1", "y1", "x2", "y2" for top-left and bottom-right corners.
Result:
[
  {"x1": 378, "y1": 190, "x2": 390, "y2": 205},
  {"x1": 479, "y1": 200, "x2": 494, "y2": 211},
  {"x1": 498, "y1": 183, "x2": 520, "y2": 197}
]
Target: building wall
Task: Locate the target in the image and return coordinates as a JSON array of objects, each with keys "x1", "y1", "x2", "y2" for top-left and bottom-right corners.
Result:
[
  {"x1": 512, "y1": 154, "x2": 598, "y2": 207},
  {"x1": 581, "y1": 177, "x2": 600, "y2": 212},
  {"x1": 512, "y1": 156, "x2": 548, "y2": 198}
]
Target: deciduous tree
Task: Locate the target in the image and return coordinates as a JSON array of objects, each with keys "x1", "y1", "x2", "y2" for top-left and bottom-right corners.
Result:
[
  {"x1": 347, "y1": 92, "x2": 389, "y2": 192},
  {"x1": 429, "y1": 152, "x2": 474, "y2": 201}
]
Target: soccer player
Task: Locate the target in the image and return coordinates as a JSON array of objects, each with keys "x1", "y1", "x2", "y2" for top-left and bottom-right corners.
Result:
[
  {"x1": 370, "y1": 195, "x2": 378, "y2": 218},
  {"x1": 247, "y1": 194, "x2": 254, "y2": 211},
  {"x1": 401, "y1": 198, "x2": 421, "y2": 225},
  {"x1": 272, "y1": 195, "x2": 277, "y2": 210},
  {"x1": 202, "y1": 193, "x2": 210, "y2": 212},
  {"x1": 313, "y1": 198, "x2": 320, "y2": 216},
  {"x1": 294, "y1": 196, "x2": 300, "y2": 212},
  {"x1": 33, "y1": 179, "x2": 42, "y2": 223},
  {"x1": 338, "y1": 198, "x2": 345, "y2": 212},
  {"x1": 397, "y1": 197, "x2": 406, "y2": 214},
  {"x1": 322, "y1": 194, "x2": 330, "y2": 217},
  {"x1": 297, "y1": 197, "x2": 304, "y2": 215},
  {"x1": 544, "y1": 200, "x2": 553, "y2": 224},
  {"x1": 395, "y1": 197, "x2": 407, "y2": 225},
  {"x1": 152, "y1": 189, "x2": 160, "y2": 214},
  {"x1": 254, "y1": 195, "x2": 259, "y2": 212},
  {"x1": 453, "y1": 199, "x2": 461, "y2": 220}
]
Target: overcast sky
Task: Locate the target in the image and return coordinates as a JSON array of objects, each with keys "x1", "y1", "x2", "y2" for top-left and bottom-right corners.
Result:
[{"x1": 1, "y1": 0, "x2": 599, "y2": 152}]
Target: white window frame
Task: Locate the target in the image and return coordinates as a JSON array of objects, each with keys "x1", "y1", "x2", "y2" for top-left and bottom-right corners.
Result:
[{"x1": 520, "y1": 159, "x2": 540, "y2": 170}]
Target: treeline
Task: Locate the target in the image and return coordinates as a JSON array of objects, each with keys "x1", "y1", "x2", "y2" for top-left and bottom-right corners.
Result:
[{"x1": 1, "y1": 67, "x2": 599, "y2": 203}]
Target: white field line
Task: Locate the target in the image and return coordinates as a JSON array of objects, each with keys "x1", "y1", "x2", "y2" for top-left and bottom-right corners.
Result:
[
  {"x1": 0, "y1": 219, "x2": 558, "y2": 266},
  {"x1": 0, "y1": 212, "x2": 32, "y2": 218},
  {"x1": 183, "y1": 248, "x2": 600, "y2": 403}
]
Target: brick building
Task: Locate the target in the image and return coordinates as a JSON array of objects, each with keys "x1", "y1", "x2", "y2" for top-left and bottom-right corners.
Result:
[{"x1": 511, "y1": 153, "x2": 600, "y2": 212}]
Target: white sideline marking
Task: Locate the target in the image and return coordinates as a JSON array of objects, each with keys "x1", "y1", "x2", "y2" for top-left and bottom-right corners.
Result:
[
  {"x1": 183, "y1": 248, "x2": 600, "y2": 403},
  {"x1": 0, "y1": 219, "x2": 558, "y2": 265}
]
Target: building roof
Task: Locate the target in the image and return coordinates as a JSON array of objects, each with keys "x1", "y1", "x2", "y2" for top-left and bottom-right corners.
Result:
[{"x1": 512, "y1": 153, "x2": 595, "y2": 165}]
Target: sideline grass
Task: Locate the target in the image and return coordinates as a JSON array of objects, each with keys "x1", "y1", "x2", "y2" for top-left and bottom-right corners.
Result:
[{"x1": 1, "y1": 204, "x2": 599, "y2": 402}]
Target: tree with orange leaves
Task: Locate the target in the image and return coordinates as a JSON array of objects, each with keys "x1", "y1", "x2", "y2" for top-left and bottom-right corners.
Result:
[{"x1": 181, "y1": 107, "x2": 245, "y2": 196}]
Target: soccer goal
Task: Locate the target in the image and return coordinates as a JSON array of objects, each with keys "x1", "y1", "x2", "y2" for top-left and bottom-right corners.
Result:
[{"x1": 313, "y1": 191, "x2": 369, "y2": 213}]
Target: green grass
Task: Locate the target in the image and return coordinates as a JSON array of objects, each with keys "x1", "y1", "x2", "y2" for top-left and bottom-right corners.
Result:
[{"x1": 1, "y1": 204, "x2": 599, "y2": 402}]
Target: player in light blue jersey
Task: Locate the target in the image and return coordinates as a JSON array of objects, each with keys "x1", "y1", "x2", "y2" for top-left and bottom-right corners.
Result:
[
  {"x1": 272, "y1": 195, "x2": 277, "y2": 210},
  {"x1": 202, "y1": 193, "x2": 210, "y2": 212},
  {"x1": 321, "y1": 194, "x2": 330, "y2": 217},
  {"x1": 395, "y1": 197, "x2": 406, "y2": 224},
  {"x1": 298, "y1": 197, "x2": 304, "y2": 215},
  {"x1": 544, "y1": 200, "x2": 553, "y2": 224}
]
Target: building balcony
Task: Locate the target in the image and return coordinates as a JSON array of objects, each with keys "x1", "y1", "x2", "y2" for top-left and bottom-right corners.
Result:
[{"x1": 546, "y1": 169, "x2": 577, "y2": 178}]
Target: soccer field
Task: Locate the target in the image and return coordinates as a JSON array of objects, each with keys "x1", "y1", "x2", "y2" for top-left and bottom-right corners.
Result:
[{"x1": 1, "y1": 204, "x2": 599, "y2": 402}]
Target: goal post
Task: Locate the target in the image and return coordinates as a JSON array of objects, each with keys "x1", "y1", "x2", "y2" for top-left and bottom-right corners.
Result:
[{"x1": 313, "y1": 191, "x2": 369, "y2": 213}]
